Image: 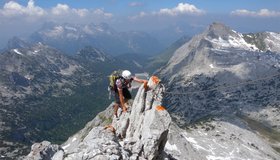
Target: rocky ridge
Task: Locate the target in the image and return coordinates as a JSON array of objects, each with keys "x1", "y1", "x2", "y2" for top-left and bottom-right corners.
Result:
[{"x1": 25, "y1": 76, "x2": 172, "y2": 160}]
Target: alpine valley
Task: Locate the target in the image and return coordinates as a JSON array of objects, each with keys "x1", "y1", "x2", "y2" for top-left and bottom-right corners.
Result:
[{"x1": 0, "y1": 41, "x2": 147, "y2": 159}]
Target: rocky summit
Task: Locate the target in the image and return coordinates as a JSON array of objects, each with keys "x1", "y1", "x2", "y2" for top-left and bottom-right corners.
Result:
[{"x1": 25, "y1": 76, "x2": 172, "y2": 160}]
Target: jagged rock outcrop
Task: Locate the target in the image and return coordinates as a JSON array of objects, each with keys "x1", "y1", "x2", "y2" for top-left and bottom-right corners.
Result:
[
  {"x1": 112, "y1": 77, "x2": 170, "y2": 159},
  {"x1": 25, "y1": 76, "x2": 171, "y2": 160},
  {"x1": 25, "y1": 141, "x2": 63, "y2": 160}
]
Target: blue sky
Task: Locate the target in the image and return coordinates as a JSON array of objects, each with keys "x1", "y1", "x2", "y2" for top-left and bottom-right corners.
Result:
[
  {"x1": 0, "y1": 0, "x2": 280, "y2": 48},
  {"x1": 1, "y1": 0, "x2": 279, "y2": 14}
]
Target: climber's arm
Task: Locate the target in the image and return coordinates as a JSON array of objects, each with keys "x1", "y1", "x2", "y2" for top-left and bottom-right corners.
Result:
[
  {"x1": 133, "y1": 77, "x2": 148, "y2": 91},
  {"x1": 133, "y1": 77, "x2": 147, "y2": 83}
]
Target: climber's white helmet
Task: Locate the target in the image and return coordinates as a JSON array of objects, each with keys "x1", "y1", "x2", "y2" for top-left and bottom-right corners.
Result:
[{"x1": 122, "y1": 70, "x2": 132, "y2": 80}]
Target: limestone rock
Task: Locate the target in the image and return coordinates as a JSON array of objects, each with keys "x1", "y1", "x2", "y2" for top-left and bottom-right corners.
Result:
[
  {"x1": 25, "y1": 141, "x2": 63, "y2": 160},
  {"x1": 63, "y1": 127, "x2": 125, "y2": 160},
  {"x1": 25, "y1": 76, "x2": 171, "y2": 160},
  {"x1": 165, "y1": 117, "x2": 280, "y2": 160},
  {"x1": 111, "y1": 76, "x2": 171, "y2": 159}
]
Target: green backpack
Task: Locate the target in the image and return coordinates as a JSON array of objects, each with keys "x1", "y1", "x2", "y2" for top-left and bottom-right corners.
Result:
[{"x1": 109, "y1": 70, "x2": 122, "y2": 90}]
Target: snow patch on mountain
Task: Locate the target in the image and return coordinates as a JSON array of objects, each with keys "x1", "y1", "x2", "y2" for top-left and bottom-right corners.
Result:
[
  {"x1": 64, "y1": 26, "x2": 77, "y2": 32},
  {"x1": 13, "y1": 49, "x2": 23, "y2": 55},
  {"x1": 206, "y1": 35, "x2": 258, "y2": 51},
  {"x1": 209, "y1": 64, "x2": 214, "y2": 68},
  {"x1": 265, "y1": 32, "x2": 280, "y2": 52},
  {"x1": 33, "y1": 50, "x2": 39, "y2": 54},
  {"x1": 24, "y1": 75, "x2": 33, "y2": 80},
  {"x1": 66, "y1": 33, "x2": 79, "y2": 39},
  {"x1": 82, "y1": 25, "x2": 94, "y2": 35},
  {"x1": 44, "y1": 26, "x2": 64, "y2": 38},
  {"x1": 96, "y1": 26, "x2": 104, "y2": 32},
  {"x1": 165, "y1": 141, "x2": 181, "y2": 153}
]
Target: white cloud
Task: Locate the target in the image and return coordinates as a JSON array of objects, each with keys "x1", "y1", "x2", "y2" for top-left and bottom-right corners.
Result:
[
  {"x1": 51, "y1": 4, "x2": 70, "y2": 15},
  {"x1": 73, "y1": 8, "x2": 89, "y2": 17},
  {"x1": 51, "y1": 4, "x2": 109, "y2": 18},
  {"x1": 130, "y1": 2, "x2": 204, "y2": 20},
  {"x1": 0, "y1": 0, "x2": 113, "y2": 19},
  {"x1": 50, "y1": 4, "x2": 113, "y2": 19},
  {"x1": 93, "y1": 8, "x2": 113, "y2": 18},
  {"x1": 129, "y1": 2, "x2": 143, "y2": 7},
  {"x1": 231, "y1": 9, "x2": 280, "y2": 17},
  {"x1": 156, "y1": 3, "x2": 205, "y2": 16},
  {"x1": 0, "y1": 0, "x2": 45, "y2": 17},
  {"x1": 45, "y1": 26, "x2": 64, "y2": 37},
  {"x1": 129, "y1": 11, "x2": 147, "y2": 20}
]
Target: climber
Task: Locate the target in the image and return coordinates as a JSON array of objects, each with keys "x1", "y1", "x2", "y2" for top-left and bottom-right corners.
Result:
[{"x1": 111, "y1": 70, "x2": 148, "y2": 118}]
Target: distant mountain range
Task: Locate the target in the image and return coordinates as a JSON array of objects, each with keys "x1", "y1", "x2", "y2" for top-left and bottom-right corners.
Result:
[{"x1": 27, "y1": 22, "x2": 164, "y2": 55}]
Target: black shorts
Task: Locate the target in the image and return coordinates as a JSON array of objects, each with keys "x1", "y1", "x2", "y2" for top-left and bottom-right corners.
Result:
[{"x1": 114, "y1": 88, "x2": 132, "y2": 104}]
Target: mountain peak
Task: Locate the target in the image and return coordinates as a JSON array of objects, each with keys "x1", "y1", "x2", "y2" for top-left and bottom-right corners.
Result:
[
  {"x1": 208, "y1": 22, "x2": 229, "y2": 30},
  {"x1": 205, "y1": 22, "x2": 237, "y2": 39}
]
